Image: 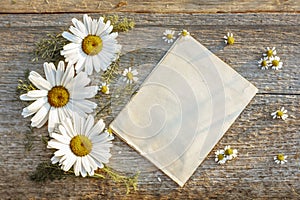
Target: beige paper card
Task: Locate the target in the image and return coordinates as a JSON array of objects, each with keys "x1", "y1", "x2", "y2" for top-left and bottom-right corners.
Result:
[{"x1": 110, "y1": 36, "x2": 258, "y2": 186}]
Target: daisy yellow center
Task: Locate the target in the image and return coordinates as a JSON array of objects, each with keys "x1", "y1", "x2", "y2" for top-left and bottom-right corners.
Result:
[
  {"x1": 225, "y1": 148, "x2": 233, "y2": 155},
  {"x1": 82, "y1": 35, "x2": 103, "y2": 56},
  {"x1": 277, "y1": 110, "x2": 284, "y2": 117},
  {"x1": 101, "y1": 85, "x2": 108, "y2": 94},
  {"x1": 267, "y1": 50, "x2": 273, "y2": 57},
  {"x1": 218, "y1": 154, "x2": 224, "y2": 160},
  {"x1": 182, "y1": 30, "x2": 188, "y2": 36},
  {"x1": 277, "y1": 154, "x2": 285, "y2": 161},
  {"x1": 70, "y1": 135, "x2": 93, "y2": 157},
  {"x1": 47, "y1": 86, "x2": 69, "y2": 108},
  {"x1": 262, "y1": 60, "x2": 268, "y2": 66},
  {"x1": 166, "y1": 34, "x2": 173, "y2": 39},
  {"x1": 126, "y1": 72, "x2": 133, "y2": 80},
  {"x1": 227, "y1": 37, "x2": 235, "y2": 45},
  {"x1": 272, "y1": 60, "x2": 279, "y2": 67}
]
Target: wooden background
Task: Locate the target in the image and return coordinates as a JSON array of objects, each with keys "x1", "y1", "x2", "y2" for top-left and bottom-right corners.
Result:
[{"x1": 0, "y1": 0, "x2": 299, "y2": 199}]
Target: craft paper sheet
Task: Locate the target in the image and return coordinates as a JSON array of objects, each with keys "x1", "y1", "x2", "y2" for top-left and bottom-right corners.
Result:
[{"x1": 110, "y1": 36, "x2": 258, "y2": 186}]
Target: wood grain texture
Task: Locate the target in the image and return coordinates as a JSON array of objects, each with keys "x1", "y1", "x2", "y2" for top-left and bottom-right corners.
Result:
[
  {"x1": 0, "y1": 0, "x2": 300, "y2": 14},
  {"x1": 0, "y1": 12, "x2": 299, "y2": 199}
]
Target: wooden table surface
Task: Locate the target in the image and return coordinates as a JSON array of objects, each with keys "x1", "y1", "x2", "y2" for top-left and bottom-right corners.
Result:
[{"x1": 0, "y1": 0, "x2": 299, "y2": 199}]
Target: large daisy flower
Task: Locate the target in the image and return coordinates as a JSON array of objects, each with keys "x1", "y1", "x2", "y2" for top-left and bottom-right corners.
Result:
[
  {"x1": 47, "y1": 114, "x2": 114, "y2": 177},
  {"x1": 61, "y1": 14, "x2": 122, "y2": 75},
  {"x1": 20, "y1": 61, "x2": 98, "y2": 132}
]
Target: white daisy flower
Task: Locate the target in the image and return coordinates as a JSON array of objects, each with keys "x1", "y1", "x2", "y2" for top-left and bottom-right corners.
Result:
[
  {"x1": 99, "y1": 82, "x2": 109, "y2": 94},
  {"x1": 61, "y1": 14, "x2": 122, "y2": 75},
  {"x1": 162, "y1": 29, "x2": 176, "y2": 43},
  {"x1": 215, "y1": 149, "x2": 227, "y2": 164},
  {"x1": 270, "y1": 56, "x2": 283, "y2": 70},
  {"x1": 263, "y1": 47, "x2": 277, "y2": 58},
  {"x1": 271, "y1": 107, "x2": 288, "y2": 120},
  {"x1": 224, "y1": 32, "x2": 235, "y2": 45},
  {"x1": 274, "y1": 154, "x2": 287, "y2": 164},
  {"x1": 178, "y1": 29, "x2": 190, "y2": 39},
  {"x1": 122, "y1": 67, "x2": 138, "y2": 84},
  {"x1": 47, "y1": 114, "x2": 114, "y2": 177},
  {"x1": 258, "y1": 57, "x2": 271, "y2": 70},
  {"x1": 20, "y1": 61, "x2": 98, "y2": 132},
  {"x1": 224, "y1": 145, "x2": 238, "y2": 160}
]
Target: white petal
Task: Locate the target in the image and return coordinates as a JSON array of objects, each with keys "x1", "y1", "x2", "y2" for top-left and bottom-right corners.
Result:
[
  {"x1": 61, "y1": 64, "x2": 74, "y2": 87},
  {"x1": 82, "y1": 156, "x2": 93, "y2": 175},
  {"x1": 62, "y1": 31, "x2": 82, "y2": 43},
  {"x1": 83, "y1": 14, "x2": 92, "y2": 34},
  {"x1": 74, "y1": 56, "x2": 86, "y2": 73},
  {"x1": 84, "y1": 56, "x2": 93, "y2": 75},
  {"x1": 56, "y1": 61, "x2": 65, "y2": 85},
  {"x1": 29, "y1": 71, "x2": 52, "y2": 90},
  {"x1": 22, "y1": 97, "x2": 48, "y2": 118},
  {"x1": 48, "y1": 107, "x2": 60, "y2": 133},
  {"x1": 84, "y1": 115, "x2": 94, "y2": 136},
  {"x1": 61, "y1": 153, "x2": 77, "y2": 172},
  {"x1": 60, "y1": 119, "x2": 74, "y2": 138},
  {"x1": 31, "y1": 103, "x2": 50, "y2": 128},
  {"x1": 74, "y1": 157, "x2": 82, "y2": 176},
  {"x1": 70, "y1": 86, "x2": 98, "y2": 99},
  {"x1": 87, "y1": 119, "x2": 105, "y2": 137},
  {"x1": 20, "y1": 94, "x2": 38, "y2": 101},
  {"x1": 71, "y1": 99, "x2": 97, "y2": 114},
  {"x1": 69, "y1": 26, "x2": 86, "y2": 39},
  {"x1": 50, "y1": 132, "x2": 70, "y2": 144},
  {"x1": 26, "y1": 90, "x2": 48, "y2": 98},
  {"x1": 44, "y1": 62, "x2": 56, "y2": 87},
  {"x1": 66, "y1": 71, "x2": 90, "y2": 91},
  {"x1": 72, "y1": 18, "x2": 88, "y2": 36}
]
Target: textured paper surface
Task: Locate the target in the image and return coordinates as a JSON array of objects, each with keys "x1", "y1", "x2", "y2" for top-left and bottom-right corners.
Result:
[{"x1": 110, "y1": 36, "x2": 258, "y2": 186}]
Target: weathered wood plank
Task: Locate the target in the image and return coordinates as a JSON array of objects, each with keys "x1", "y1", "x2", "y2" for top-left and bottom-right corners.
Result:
[
  {"x1": 0, "y1": 13, "x2": 299, "y2": 94},
  {"x1": 0, "y1": 0, "x2": 299, "y2": 14},
  {"x1": 0, "y1": 94, "x2": 299, "y2": 199},
  {"x1": 0, "y1": 13, "x2": 299, "y2": 199}
]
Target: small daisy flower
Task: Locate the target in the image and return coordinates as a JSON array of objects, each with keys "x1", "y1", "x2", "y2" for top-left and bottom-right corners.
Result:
[
  {"x1": 122, "y1": 67, "x2": 138, "y2": 84},
  {"x1": 224, "y1": 145, "x2": 238, "y2": 160},
  {"x1": 20, "y1": 61, "x2": 98, "y2": 132},
  {"x1": 48, "y1": 114, "x2": 114, "y2": 177},
  {"x1": 274, "y1": 154, "x2": 287, "y2": 164},
  {"x1": 178, "y1": 29, "x2": 190, "y2": 39},
  {"x1": 61, "y1": 14, "x2": 122, "y2": 75},
  {"x1": 270, "y1": 56, "x2": 283, "y2": 70},
  {"x1": 224, "y1": 32, "x2": 235, "y2": 45},
  {"x1": 162, "y1": 29, "x2": 176, "y2": 43},
  {"x1": 99, "y1": 82, "x2": 109, "y2": 94},
  {"x1": 258, "y1": 57, "x2": 271, "y2": 70},
  {"x1": 215, "y1": 150, "x2": 227, "y2": 164},
  {"x1": 271, "y1": 107, "x2": 288, "y2": 120},
  {"x1": 263, "y1": 47, "x2": 277, "y2": 58}
]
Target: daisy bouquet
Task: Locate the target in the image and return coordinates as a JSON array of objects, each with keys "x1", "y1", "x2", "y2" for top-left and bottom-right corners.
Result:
[{"x1": 18, "y1": 14, "x2": 137, "y2": 194}]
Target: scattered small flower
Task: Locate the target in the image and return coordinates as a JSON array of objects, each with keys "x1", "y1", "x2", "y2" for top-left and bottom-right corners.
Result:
[
  {"x1": 274, "y1": 153, "x2": 287, "y2": 164},
  {"x1": 162, "y1": 29, "x2": 176, "y2": 43},
  {"x1": 122, "y1": 67, "x2": 138, "y2": 84},
  {"x1": 47, "y1": 114, "x2": 114, "y2": 177},
  {"x1": 258, "y1": 57, "x2": 271, "y2": 70},
  {"x1": 100, "y1": 82, "x2": 110, "y2": 94},
  {"x1": 224, "y1": 32, "x2": 235, "y2": 45},
  {"x1": 263, "y1": 47, "x2": 277, "y2": 58},
  {"x1": 270, "y1": 56, "x2": 283, "y2": 70},
  {"x1": 178, "y1": 29, "x2": 190, "y2": 39},
  {"x1": 215, "y1": 150, "x2": 227, "y2": 164},
  {"x1": 271, "y1": 107, "x2": 288, "y2": 120},
  {"x1": 224, "y1": 145, "x2": 238, "y2": 160}
]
